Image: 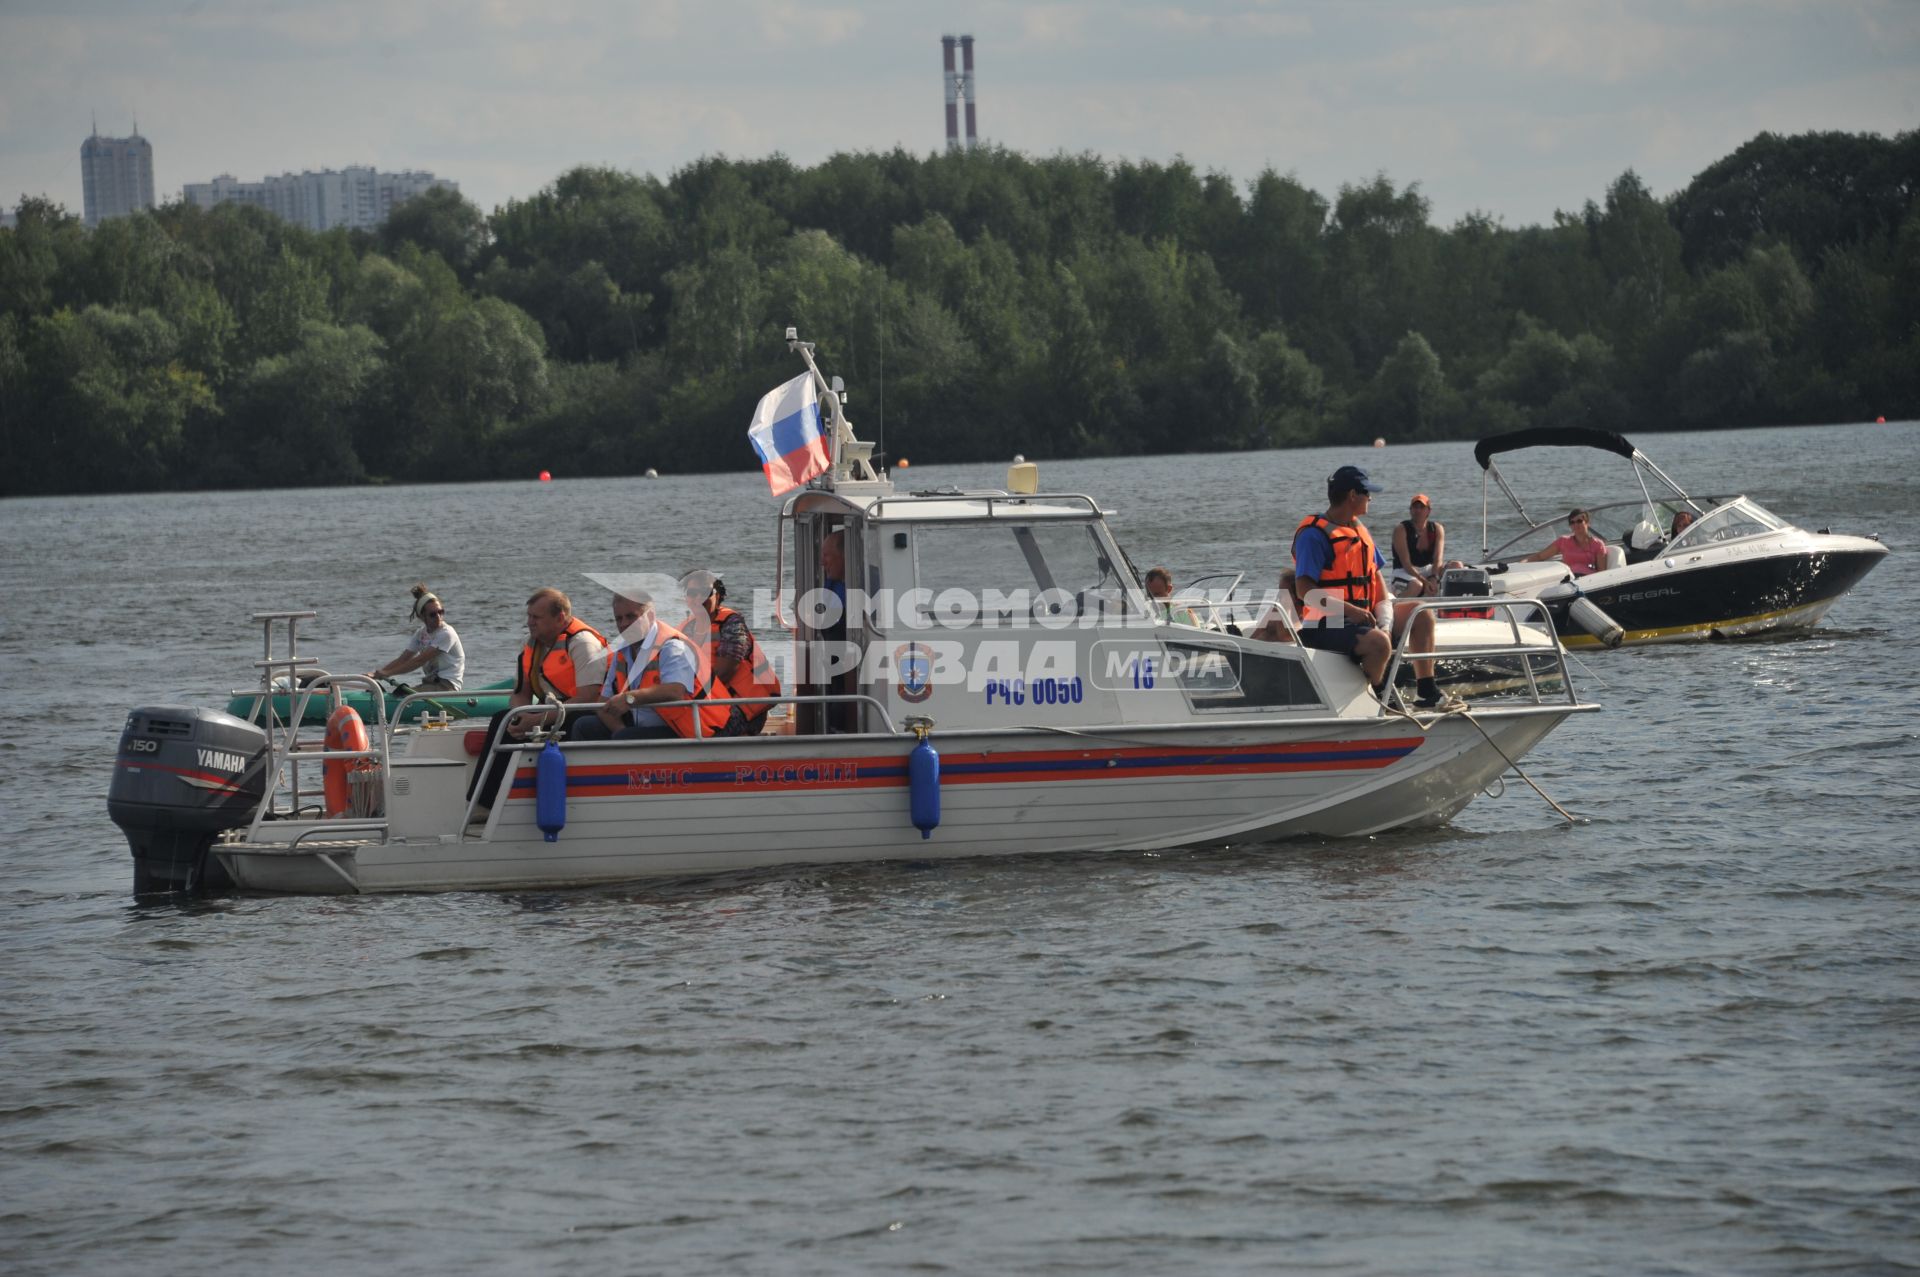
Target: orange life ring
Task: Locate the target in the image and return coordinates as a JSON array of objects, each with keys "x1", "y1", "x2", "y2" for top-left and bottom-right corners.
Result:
[{"x1": 323, "y1": 705, "x2": 370, "y2": 816}]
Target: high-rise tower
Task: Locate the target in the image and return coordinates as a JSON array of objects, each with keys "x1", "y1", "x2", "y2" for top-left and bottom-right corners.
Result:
[{"x1": 80, "y1": 122, "x2": 155, "y2": 227}]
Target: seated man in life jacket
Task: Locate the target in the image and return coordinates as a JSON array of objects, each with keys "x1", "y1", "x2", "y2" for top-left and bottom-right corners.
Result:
[
  {"x1": 466, "y1": 587, "x2": 611, "y2": 818},
  {"x1": 573, "y1": 590, "x2": 732, "y2": 741},
  {"x1": 680, "y1": 570, "x2": 783, "y2": 736},
  {"x1": 1292, "y1": 465, "x2": 1450, "y2": 709}
]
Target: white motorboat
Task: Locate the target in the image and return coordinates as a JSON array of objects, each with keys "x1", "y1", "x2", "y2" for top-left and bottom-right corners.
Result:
[
  {"x1": 106, "y1": 334, "x2": 1595, "y2": 896},
  {"x1": 1472, "y1": 428, "x2": 1889, "y2": 649}
]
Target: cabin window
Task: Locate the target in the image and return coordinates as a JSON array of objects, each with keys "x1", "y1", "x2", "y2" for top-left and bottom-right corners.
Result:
[
  {"x1": 1165, "y1": 642, "x2": 1322, "y2": 710},
  {"x1": 910, "y1": 522, "x2": 1134, "y2": 619}
]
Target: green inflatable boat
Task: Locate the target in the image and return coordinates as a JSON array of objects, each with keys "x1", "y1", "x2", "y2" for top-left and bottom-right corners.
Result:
[{"x1": 225, "y1": 679, "x2": 514, "y2": 726}]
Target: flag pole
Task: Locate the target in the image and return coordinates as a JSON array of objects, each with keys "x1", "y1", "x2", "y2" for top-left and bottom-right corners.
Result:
[{"x1": 786, "y1": 327, "x2": 844, "y2": 487}]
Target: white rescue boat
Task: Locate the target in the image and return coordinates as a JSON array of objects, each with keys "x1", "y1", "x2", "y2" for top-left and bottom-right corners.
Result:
[{"x1": 107, "y1": 332, "x2": 1596, "y2": 896}]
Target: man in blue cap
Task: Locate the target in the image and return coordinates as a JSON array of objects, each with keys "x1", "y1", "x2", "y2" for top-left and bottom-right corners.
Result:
[{"x1": 1291, "y1": 465, "x2": 1447, "y2": 707}]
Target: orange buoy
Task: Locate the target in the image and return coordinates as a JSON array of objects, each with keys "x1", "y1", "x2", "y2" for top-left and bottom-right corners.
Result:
[
  {"x1": 538, "y1": 470, "x2": 552, "y2": 482},
  {"x1": 323, "y1": 705, "x2": 371, "y2": 816},
  {"x1": 896, "y1": 458, "x2": 910, "y2": 469}
]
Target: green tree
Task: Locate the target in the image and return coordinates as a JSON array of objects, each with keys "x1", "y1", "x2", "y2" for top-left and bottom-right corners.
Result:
[
  {"x1": 1671, "y1": 130, "x2": 1920, "y2": 273},
  {"x1": 1677, "y1": 330, "x2": 1773, "y2": 423},
  {"x1": 1475, "y1": 315, "x2": 1622, "y2": 429},
  {"x1": 1585, "y1": 171, "x2": 1686, "y2": 357},
  {"x1": 1353, "y1": 330, "x2": 1450, "y2": 440},
  {"x1": 1250, "y1": 329, "x2": 1326, "y2": 446},
  {"x1": 222, "y1": 320, "x2": 383, "y2": 485},
  {"x1": 235, "y1": 243, "x2": 331, "y2": 363},
  {"x1": 0, "y1": 197, "x2": 88, "y2": 320},
  {"x1": 73, "y1": 211, "x2": 178, "y2": 310},
  {"x1": 379, "y1": 186, "x2": 488, "y2": 277},
  {"x1": 1324, "y1": 176, "x2": 1436, "y2": 382},
  {"x1": 400, "y1": 296, "x2": 550, "y2": 477},
  {"x1": 21, "y1": 306, "x2": 214, "y2": 491},
  {"x1": 664, "y1": 246, "x2": 769, "y2": 377},
  {"x1": 0, "y1": 314, "x2": 29, "y2": 490},
  {"x1": 1023, "y1": 261, "x2": 1132, "y2": 455},
  {"x1": 1231, "y1": 169, "x2": 1328, "y2": 337},
  {"x1": 162, "y1": 277, "x2": 239, "y2": 386}
]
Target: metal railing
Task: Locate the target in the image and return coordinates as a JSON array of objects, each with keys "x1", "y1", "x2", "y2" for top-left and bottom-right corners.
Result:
[
  {"x1": 865, "y1": 491, "x2": 1104, "y2": 521},
  {"x1": 451, "y1": 691, "x2": 903, "y2": 835},
  {"x1": 1377, "y1": 598, "x2": 1576, "y2": 707},
  {"x1": 245, "y1": 671, "x2": 391, "y2": 842}
]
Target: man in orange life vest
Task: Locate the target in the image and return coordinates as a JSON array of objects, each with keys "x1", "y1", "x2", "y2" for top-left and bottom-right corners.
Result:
[
  {"x1": 680, "y1": 570, "x2": 783, "y2": 736},
  {"x1": 1292, "y1": 465, "x2": 1448, "y2": 708},
  {"x1": 572, "y1": 591, "x2": 732, "y2": 741},
  {"x1": 466, "y1": 587, "x2": 610, "y2": 817}
]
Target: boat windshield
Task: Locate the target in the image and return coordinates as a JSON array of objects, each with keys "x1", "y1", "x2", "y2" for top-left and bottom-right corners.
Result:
[
  {"x1": 1665, "y1": 498, "x2": 1783, "y2": 552},
  {"x1": 1487, "y1": 495, "x2": 1740, "y2": 560},
  {"x1": 910, "y1": 520, "x2": 1135, "y2": 617}
]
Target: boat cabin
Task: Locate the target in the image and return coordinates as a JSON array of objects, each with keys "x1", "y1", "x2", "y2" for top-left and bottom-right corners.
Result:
[{"x1": 780, "y1": 483, "x2": 1341, "y2": 735}]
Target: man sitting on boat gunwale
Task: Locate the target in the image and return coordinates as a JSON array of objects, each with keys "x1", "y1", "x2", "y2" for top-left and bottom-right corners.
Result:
[
  {"x1": 466, "y1": 587, "x2": 612, "y2": 818},
  {"x1": 573, "y1": 591, "x2": 732, "y2": 742},
  {"x1": 1292, "y1": 465, "x2": 1449, "y2": 709}
]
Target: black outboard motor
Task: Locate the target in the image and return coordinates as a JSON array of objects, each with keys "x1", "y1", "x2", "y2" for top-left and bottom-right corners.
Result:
[
  {"x1": 1440, "y1": 566, "x2": 1493, "y2": 601},
  {"x1": 1438, "y1": 566, "x2": 1497, "y2": 618},
  {"x1": 108, "y1": 707, "x2": 270, "y2": 894}
]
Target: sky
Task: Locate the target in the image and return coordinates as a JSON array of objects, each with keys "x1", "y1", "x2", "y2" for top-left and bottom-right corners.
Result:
[{"x1": 2, "y1": 0, "x2": 1916, "y2": 230}]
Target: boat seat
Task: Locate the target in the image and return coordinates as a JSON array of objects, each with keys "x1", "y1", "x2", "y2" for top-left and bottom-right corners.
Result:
[
  {"x1": 1603, "y1": 545, "x2": 1627, "y2": 571},
  {"x1": 1624, "y1": 540, "x2": 1664, "y2": 565},
  {"x1": 1621, "y1": 520, "x2": 1665, "y2": 559}
]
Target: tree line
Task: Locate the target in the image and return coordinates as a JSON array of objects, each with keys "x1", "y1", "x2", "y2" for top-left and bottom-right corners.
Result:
[{"x1": 2, "y1": 128, "x2": 1916, "y2": 496}]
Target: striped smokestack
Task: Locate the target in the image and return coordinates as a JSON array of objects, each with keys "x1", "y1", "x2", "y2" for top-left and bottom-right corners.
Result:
[
  {"x1": 961, "y1": 35, "x2": 977, "y2": 148},
  {"x1": 942, "y1": 35, "x2": 960, "y2": 150}
]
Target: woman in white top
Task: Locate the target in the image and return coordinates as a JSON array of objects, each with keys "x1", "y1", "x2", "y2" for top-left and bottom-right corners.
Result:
[{"x1": 370, "y1": 584, "x2": 465, "y2": 691}]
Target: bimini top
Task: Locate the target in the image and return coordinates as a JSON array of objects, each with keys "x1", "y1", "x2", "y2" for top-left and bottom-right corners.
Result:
[{"x1": 1474, "y1": 427, "x2": 1638, "y2": 471}]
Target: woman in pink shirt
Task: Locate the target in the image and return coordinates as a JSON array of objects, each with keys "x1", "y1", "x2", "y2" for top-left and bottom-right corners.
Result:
[{"x1": 1525, "y1": 508, "x2": 1610, "y2": 576}]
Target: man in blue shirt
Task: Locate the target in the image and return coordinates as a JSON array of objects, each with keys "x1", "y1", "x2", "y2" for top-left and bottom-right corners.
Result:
[{"x1": 1293, "y1": 465, "x2": 1447, "y2": 708}]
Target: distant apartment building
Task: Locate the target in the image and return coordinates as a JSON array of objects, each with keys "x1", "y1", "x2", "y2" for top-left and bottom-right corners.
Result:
[
  {"x1": 81, "y1": 128, "x2": 156, "y2": 227},
  {"x1": 182, "y1": 167, "x2": 457, "y2": 232}
]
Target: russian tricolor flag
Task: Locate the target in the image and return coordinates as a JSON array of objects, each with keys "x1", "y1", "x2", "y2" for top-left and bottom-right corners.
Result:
[{"x1": 747, "y1": 372, "x2": 830, "y2": 496}]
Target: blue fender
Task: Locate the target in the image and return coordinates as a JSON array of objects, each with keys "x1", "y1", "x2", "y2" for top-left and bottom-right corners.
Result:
[
  {"x1": 536, "y1": 739, "x2": 567, "y2": 842},
  {"x1": 909, "y1": 734, "x2": 940, "y2": 840}
]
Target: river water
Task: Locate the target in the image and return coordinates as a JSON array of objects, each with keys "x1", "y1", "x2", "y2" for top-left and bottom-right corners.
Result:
[{"x1": 3, "y1": 423, "x2": 1917, "y2": 1275}]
